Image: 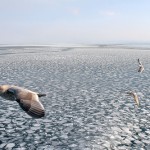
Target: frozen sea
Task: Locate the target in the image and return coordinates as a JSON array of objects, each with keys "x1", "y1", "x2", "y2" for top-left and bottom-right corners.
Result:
[{"x1": 0, "y1": 45, "x2": 150, "y2": 150}]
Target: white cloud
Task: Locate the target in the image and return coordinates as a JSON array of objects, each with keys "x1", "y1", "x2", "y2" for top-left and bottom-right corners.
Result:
[
  {"x1": 105, "y1": 11, "x2": 116, "y2": 16},
  {"x1": 99, "y1": 10, "x2": 116, "y2": 16},
  {"x1": 68, "y1": 8, "x2": 80, "y2": 16}
]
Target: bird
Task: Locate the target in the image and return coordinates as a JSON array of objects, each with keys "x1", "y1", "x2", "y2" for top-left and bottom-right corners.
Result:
[
  {"x1": 126, "y1": 91, "x2": 139, "y2": 107},
  {"x1": 0, "y1": 85, "x2": 46, "y2": 118},
  {"x1": 138, "y1": 58, "x2": 144, "y2": 73}
]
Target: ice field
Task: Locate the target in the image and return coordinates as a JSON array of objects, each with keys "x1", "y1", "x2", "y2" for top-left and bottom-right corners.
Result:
[{"x1": 0, "y1": 45, "x2": 150, "y2": 149}]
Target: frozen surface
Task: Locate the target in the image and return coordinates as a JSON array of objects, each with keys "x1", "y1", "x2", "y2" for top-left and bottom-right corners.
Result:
[{"x1": 0, "y1": 45, "x2": 150, "y2": 150}]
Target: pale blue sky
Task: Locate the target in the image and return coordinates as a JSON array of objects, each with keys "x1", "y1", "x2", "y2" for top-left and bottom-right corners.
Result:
[{"x1": 0, "y1": 0, "x2": 150, "y2": 45}]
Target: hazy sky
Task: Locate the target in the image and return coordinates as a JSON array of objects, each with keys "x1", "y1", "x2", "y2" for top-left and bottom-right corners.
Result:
[{"x1": 0, "y1": 0, "x2": 150, "y2": 45}]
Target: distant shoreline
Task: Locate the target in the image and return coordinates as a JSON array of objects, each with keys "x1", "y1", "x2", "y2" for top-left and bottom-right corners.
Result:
[{"x1": 1, "y1": 43, "x2": 150, "y2": 50}]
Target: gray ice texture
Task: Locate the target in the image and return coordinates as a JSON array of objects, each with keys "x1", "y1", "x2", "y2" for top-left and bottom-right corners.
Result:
[{"x1": 0, "y1": 45, "x2": 150, "y2": 150}]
